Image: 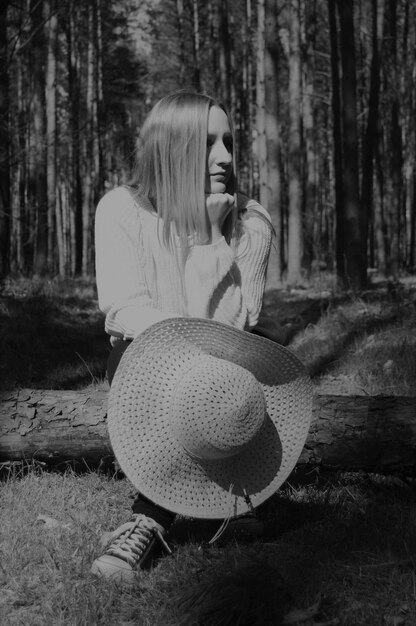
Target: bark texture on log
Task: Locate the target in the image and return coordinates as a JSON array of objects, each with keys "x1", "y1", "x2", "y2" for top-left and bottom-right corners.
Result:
[
  {"x1": 0, "y1": 389, "x2": 110, "y2": 469},
  {"x1": 1, "y1": 389, "x2": 415, "y2": 475},
  {"x1": 300, "y1": 395, "x2": 416, "y2": 475}
]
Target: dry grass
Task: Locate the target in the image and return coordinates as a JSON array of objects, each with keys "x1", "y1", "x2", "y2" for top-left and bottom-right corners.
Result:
[
  {"x1": 0, "y1": 277, "x2": 109, "y2": 390},
  {"x1": 1, "y1": 275, "x2": 416, "y2": 624},
  {"x1": 264, "y1": 277, "x2": 416, "y2": 396},
  {"x1": 1, "y1": 469, "x2": 415, "y2": 625},
  {"x1": 1, "y1": 275, "x2": 415, "y2": 394}
]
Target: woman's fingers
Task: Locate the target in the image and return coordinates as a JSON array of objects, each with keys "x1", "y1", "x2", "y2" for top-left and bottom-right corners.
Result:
[{"x1": 205, "y1": 193, "x2": 235, "y2": 227}]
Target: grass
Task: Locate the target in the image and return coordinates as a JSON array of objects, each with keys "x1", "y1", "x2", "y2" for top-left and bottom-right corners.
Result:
[
  {"x1": 266, "y1": 277, "x2": 416, "y2": 396},
  {"x1": 1, "y1": 275, "x2": 416, "y2": 624},
  {"x1": 0, "y1": 277, "x2": 109, "y2": 390},
  {"x1": 1, "y1": 468, "x2": 415, "y2": 625},
  {"x1": 316, "y1": 318, "x2": 416, "y2": 395},
  {"x1": 1, "y1": 274, "x2": 416, "y2": 393}
]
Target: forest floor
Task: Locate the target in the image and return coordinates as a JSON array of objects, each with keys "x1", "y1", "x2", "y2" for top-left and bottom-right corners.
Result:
[
  {"x1": 1, "y1": 274, "x2": 416, "y2": 625},
  {"x1": 0, "y1": 273, "x2": 415, "y2": 394}
]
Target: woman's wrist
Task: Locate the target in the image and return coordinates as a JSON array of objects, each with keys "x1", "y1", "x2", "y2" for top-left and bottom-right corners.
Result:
[{"x1": 209, "y1": 223, "x2": 223, "y2": 243}]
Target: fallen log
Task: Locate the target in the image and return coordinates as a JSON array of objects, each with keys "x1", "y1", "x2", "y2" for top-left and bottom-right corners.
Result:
[{"x1": 1, "y1": 389, "x2": 415, "y2": 475}]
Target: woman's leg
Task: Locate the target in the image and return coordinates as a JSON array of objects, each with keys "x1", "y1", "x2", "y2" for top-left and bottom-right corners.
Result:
[
  {"x1": 106, "y1": 340, "x2": 132, "y2": 386},
  {"x1": 132, "y1": 494, "x2": 175, "y2": 529},
  {"x1": 107, "y1": 340, "x2": 175, "y2": 531},
  {"x1": 92, "y1": 341, "x2": 176, "y2": 580}
]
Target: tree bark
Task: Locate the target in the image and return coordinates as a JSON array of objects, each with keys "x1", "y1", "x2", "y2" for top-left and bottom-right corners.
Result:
[
  {"x1": 44, "y1": 0, "x2": 58, "y2": 275},
  {"x1": 361, "y1": 0, "x2": 384, "y2": 275},
  {"x1": 66, "y1": 2, "x2": 81, "y2": 276},
  {"x1": 385, "y1": 0, "x2": 403, "y2": 275},
  {"x1": 192, "y1": 0, "x2": 201, "y2": 91},
  {"x1": 264, "y1": 0, "x2": 283, "y2": 290},
  {"x1": 1, "y1": 389, "x2": 415, "y2": 476},
  {"x1": 254, "y1": 0, "x2": 267, "y2": 206},
  {"x1": 82, "y1": 3, "x2": 94, "y2": 277},
  {"x1": 29, "y1": 0, "x2": 48, "y2": 275},
  {"x1": 176, "y1": 0, "x2": 187, "y2": 85},
  {"x1": 286, "y1": 0, "x2": 303, "y2": 286},
  {"x1": 327, "y1": 0, "x2": 344, "y2": 281},
  {"x1": 301, "y1": 0, "x2": 318, "y2": 271},
  {"x1": 338, "y1": 0, "x2": 366, "y2": 289},
  {"x1": 0, "y1": 0, "x2": 10, "y2": 278}
]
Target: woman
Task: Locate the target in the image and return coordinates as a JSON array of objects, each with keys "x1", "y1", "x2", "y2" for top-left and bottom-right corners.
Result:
[{"x1": 92, "y1": 91, "x2": 274, "y2": 581}]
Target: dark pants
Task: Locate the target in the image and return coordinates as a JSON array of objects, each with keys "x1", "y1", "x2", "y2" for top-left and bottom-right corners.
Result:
[{"x1": 107, "y1": 340, "x2": 175, "y2": 530}]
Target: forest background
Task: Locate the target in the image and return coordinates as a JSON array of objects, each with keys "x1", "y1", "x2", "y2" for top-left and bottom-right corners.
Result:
[
  {"x1": 1, "y1": 6, "x2": 416, "y2": 622},
  {"x1": 0, "y1": 0, "x2": 415, "y2": 291}
]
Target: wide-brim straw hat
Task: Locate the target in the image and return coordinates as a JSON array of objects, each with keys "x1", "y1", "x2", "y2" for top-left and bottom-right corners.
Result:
[{"x1": 108, "y1": 318, "x2": 313, "y2": 519}]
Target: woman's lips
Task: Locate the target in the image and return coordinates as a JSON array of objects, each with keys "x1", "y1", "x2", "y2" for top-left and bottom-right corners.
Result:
[{"x1": 210, "y1": 171, "x2": 229, "y2": 180}]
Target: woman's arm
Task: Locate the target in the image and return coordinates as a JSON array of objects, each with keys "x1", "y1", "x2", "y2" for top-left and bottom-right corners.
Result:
[
  {"x1": 184, "y1": 196, "x2": 272, "y2": 329},
  {"x1": 234, "y1": 199, "x2": 273, "y2": 328},
  {"x1": 95, "y1": 187, "x2": 176, "y2": 340}
]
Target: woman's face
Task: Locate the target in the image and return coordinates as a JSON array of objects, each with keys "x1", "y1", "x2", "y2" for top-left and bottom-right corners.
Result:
[{"x1": 206, "y1": 106, "x2": 233, "y2": 194}]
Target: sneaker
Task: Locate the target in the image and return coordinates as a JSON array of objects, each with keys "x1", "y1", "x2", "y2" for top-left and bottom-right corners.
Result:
[{"x1": 91, "y1": 513, "x2": 172, "y2": 582}]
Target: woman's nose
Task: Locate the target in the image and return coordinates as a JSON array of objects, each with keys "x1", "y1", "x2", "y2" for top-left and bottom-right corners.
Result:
[{"x1": 215, "y1": 142, "x2": 232, "y2": 165}]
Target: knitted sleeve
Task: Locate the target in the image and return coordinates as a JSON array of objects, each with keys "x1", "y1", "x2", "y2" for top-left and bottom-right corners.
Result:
[
  {"x1": 184, "y1": 197, "x2": 272, "y2": 329},
  {"x1": 94, "y1": 187, "x2": 176, "y2": 340},
  {"x1": 234, "y1": 198, "x2": 273, "y2": 328}
]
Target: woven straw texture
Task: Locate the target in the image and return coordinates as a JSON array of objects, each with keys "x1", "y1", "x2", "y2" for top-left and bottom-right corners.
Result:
[{"x1": 108, "y1": 318, "x2": 313, "y2": 519}]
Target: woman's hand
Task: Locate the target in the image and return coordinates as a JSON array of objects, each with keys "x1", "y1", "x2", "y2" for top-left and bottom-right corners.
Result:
[{"x1": 205, "y1": 193, "x2": 235, "y2": 242}]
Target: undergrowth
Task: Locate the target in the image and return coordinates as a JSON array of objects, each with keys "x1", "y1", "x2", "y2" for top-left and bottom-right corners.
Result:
[
  {"x1": 0, "y1": 277, "x2": 108, "y2": 389},
  {"x1": 1, "y1": 275, "x2": 416, "y2": 393},
  {"x1": 1, "y1": 469, "x2": 415, "y2": 625},
  {"x1": 1, "y1": 276, "x2": 416, "y2": 624}
]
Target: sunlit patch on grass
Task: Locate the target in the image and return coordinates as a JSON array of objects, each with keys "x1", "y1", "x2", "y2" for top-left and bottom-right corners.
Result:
[{"x1": 1, "y1": 470, "x2": 415, "y2": 625}]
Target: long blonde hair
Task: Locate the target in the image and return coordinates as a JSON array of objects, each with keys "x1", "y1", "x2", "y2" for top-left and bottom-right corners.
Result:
[{"x1": 130, "y1": 92, "x2": 238, "y2": 246}]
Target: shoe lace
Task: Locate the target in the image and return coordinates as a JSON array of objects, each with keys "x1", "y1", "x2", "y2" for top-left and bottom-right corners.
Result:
[{"x1": 106, "y1": 514, "x2": 172, "y2": 567}]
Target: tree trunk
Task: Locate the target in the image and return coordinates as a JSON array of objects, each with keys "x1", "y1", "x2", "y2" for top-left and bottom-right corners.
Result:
[
  {"x1": 82, "y1": 3, "x2": 94, "y2": 277},
  {"x1": 192, "y1": 0, "x2": 201, "y2": 91},
  {"x1": 327, "y1": 0, "x2": 344, "y2": 281},
  {"x1": 254, "y1": 0, "x2": 267, "y2": 206},
  {"x1": 94, "y1": 0, "x2": 104, "y2": 199},
  {"x1": 338, "y1": 0, "x2": 366, "y2": 289},
  {"x1": 300, "y1": 395, "x2": 416, "y2": 474},
  {"x1": 410, "y1": 168, "x2": 416, "y2": 269},
  {"x1": 385, "y1": 0, "x2": 403, "y2": 275},
  {"x1": 12, "y1": 21, "x2": 26, "y2": 274},
  {"x1": 217, "y1": 0, "x2": 234, "y2": 114},
  {"x1": 1, "y1": 389, "x2": 415, "y2": 476},
  {"x1": 44, "y1": 0, "x2": 58, "y2": 275},
  {"x1": 0, "y1": 0, "x2": 10, "y2": 278},
  {"x1": 301, "y1": 0, "x2": 318, "y2": 271},
  {"x1": 286, "y1": 0, "x2": 303, "y2": 286},
  {"x1": 264, "y1": 0, "x2": 282, "y2": 290},
  {"x1": 67, "y1": 2, "x2": 82, "y2": 276},
  {"x1": 238, "y1": 0, "x2": 253, "y2": 195},
  {"x1": 374, "y1": 132, "x2": 387, "y2": 272},
  {"x1": 176, "y1": 0, "x2": 186, "y2": 85},
  {"x1": 29, "y1": 0, "x2": 48, "y2": 275},
  {"x1": 363, "y1": 0, "x2": 385, "y2": 275}
]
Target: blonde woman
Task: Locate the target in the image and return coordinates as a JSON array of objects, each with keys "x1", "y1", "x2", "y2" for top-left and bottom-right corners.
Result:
[{"x1": 92, "y1": 91, "x2": 279, "y2": 581}]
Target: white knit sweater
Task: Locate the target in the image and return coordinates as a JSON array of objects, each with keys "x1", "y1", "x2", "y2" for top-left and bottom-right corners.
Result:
[{"x1": 95, "y1": 186, "x2": 272, "y2": 343}]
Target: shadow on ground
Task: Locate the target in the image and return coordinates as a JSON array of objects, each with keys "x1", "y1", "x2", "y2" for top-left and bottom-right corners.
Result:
[
  {"x1": 0, "y1": 294, "x2": 109, "y2": 389},
  {"x1": 171, "y1": 471, "x2": 416, "y2": 625}
]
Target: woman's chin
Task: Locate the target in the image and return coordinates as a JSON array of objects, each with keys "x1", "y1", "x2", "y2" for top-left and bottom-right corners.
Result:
[{"x1": 210, "y1": 182, "x2": 227, "y2": 194}]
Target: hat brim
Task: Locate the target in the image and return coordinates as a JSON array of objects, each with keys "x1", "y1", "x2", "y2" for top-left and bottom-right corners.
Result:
[{"x1": 108, "y1": 318, "x2": 313, "y2": 519}]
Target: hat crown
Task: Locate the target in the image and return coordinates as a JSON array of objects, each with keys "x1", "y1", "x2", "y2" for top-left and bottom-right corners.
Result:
[{"x1": 169, "y1": 355, "x2": 267, "y2": 461}]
